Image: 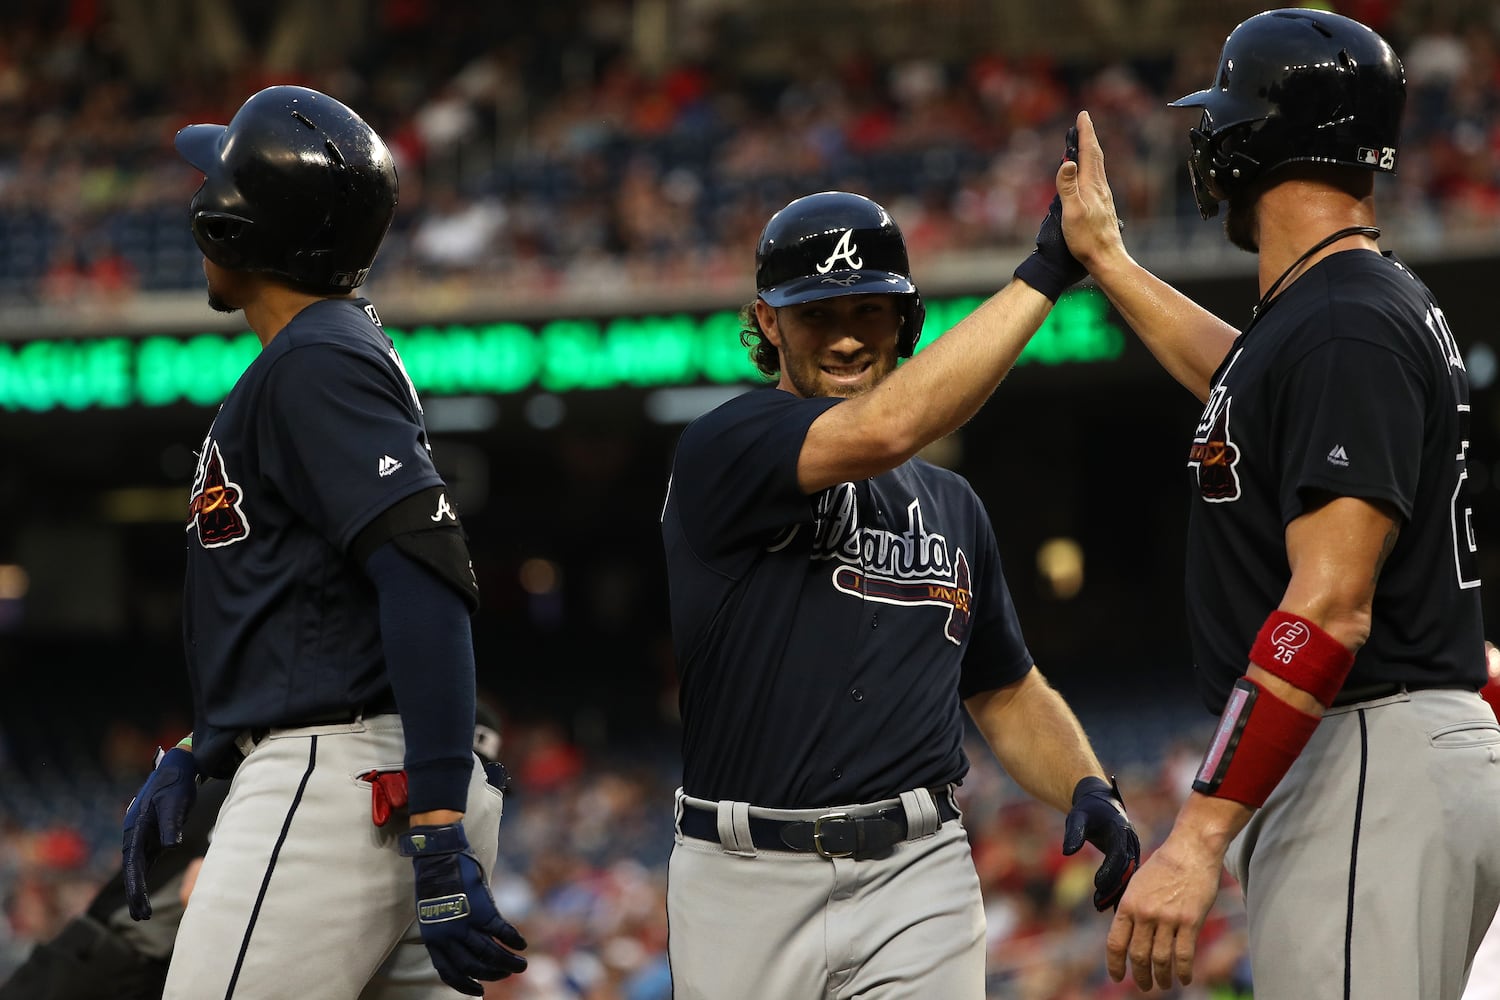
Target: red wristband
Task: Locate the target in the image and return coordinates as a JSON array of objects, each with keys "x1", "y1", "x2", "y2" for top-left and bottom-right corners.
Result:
[
  {"x1": 1193, "y1": 678, "x2": 1321, "y2": 807},
  {"x1": 1250, "y1": 610, "x2": 1355, "y2": 708}
]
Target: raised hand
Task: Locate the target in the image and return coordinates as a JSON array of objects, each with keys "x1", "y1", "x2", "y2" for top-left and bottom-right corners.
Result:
[
  {"x1": 1012, "y1": 125, "x2": 1088, "y2": 301},
  {"x1": 1057, "y1": 110, "x2": 1128, "y2": 273}
]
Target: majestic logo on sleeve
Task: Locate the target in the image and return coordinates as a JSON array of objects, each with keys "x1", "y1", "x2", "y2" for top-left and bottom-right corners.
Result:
[
  {"x1": 815, "y1": 230, "x2": 863, "y2": 273},
  {"x1": 1188, "y1": 350, "x2": 1244, "y2": 503},
  {"x1": 807, "y1": 486, "x2": 973, "y2": 645},
  {"x1": 187, "y1": 439, "x2": 249, "y2": 547}
]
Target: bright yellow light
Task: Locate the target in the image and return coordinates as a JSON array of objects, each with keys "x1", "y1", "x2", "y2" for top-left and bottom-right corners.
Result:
[
  {"x1": 1036, "y1": 537, "x2": 1084, "y2": 600},
  {"x1": 0, "y1": 564, "x2": 29, "y2": 600}
]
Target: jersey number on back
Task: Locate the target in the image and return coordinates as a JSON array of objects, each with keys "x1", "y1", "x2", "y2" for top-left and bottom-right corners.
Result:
[
  {"x1": 1429, "y1": 306, "x2": 1481, "y2": 589},
  {"x1": 1452, "y1": 407, "x2": 1480, "y2": 590}
]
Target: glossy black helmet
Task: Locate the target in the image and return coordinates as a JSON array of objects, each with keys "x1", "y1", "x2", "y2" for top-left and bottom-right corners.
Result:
[
  {"x1": 755, "y1": 191, "x2": 925, "y2": 356},
  {"x1": 1170, "y1": 8, "x2": 1405, "y2": 219},
  {"x1": 175, "y1": 86, "x2": 398, "y2": 293}
]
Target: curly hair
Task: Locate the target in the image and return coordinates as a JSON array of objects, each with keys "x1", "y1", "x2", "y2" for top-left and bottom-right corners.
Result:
[{"x1": 738, "y1": 299, "x2": 780, "y2": 379}]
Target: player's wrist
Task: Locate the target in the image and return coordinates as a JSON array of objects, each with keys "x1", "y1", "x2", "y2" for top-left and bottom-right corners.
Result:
[
  {"x1": 1074, "y1": 242, "x2": 1132, "y2": 289},
  {"x1": 410, "y1": 808, "x2": 463, "y2": 827},
  {"x1": 1175, "y1": 792, "x2": 1248, "y2": 855},
  {"x1": 399, "y1": 821, "x2": 469, "y2": 856}
]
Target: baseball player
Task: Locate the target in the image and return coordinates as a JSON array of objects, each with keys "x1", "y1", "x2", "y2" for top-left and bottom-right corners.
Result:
[
  {"x1": 4, "y1": 710, "x2": 508, "y2": 999},
  {"x1": 118, "y1": 86, "x2": 524, "y2": 999},
  {"x1": 659, "y1": 186, "x2": 1141, "y2": 999},
  {"x1": 1058, "y1": 10, "x2": 1500, "y2": 998}
]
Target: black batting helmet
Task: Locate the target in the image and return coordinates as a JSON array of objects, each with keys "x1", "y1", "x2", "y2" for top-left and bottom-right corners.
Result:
[
  {"x1": 175, "y1": 85, "x2": 398, "y2": 293},
  {"x1": 756, "y1": 191, "x2": 925, "y2": 356},
  {"x1": 1170, "y1": 8, "x2": 1405, "y2": 219}
]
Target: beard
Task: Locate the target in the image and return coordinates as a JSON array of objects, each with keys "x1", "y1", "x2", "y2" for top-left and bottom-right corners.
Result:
[
  {"x1": 206, "y1": 289, "x2": 239, "y2": 314},
  {"x1": 781, "y1": 343, "x2": 892, "y2": 399},
  {"x1": 1223, "y1": 194, "x2": 1258, "y2": 253}
]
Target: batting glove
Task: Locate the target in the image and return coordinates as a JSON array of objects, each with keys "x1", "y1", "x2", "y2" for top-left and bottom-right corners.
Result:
[
  {"x1": 1013, "y1": 126, "x2": 1088, "y2": 302},
  {"x1": 122, "y1": 746, "x2": 198, "y2": 921},
  {"x1": 1061, "y1": 774, "x2": 1141, "y2": 912},
  {"x1": 400, "y1": 822, "x2": 527, "y2": 995}
]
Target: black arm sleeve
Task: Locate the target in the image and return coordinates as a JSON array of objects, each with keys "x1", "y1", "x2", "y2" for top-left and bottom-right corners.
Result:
[{"x1": 363, "y1": 541, "x2": 476, "y2": 813}]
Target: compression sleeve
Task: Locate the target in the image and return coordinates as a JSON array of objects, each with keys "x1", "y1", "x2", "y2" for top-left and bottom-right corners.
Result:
[{"x1": 364, "y1": 541, "x2": 475, "y2": 813}]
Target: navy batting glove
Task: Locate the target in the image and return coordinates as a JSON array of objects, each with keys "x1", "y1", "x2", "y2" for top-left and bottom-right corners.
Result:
[
  {"x1": 1013, "y1": 125, "x2": 1088, "y2": 302},
  {"x1": 401, "y1": 823, "x2": 527, "y2": 995},
  {"x1": 1061, "y1": 774, "x2": 1141, "y2": 912},
  {"x1": 122, "y1": 746, "x2": 198, "y2": 921}
]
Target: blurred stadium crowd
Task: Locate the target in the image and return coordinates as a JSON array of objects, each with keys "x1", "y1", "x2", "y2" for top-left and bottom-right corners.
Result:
[
  {"x1": 3, "y1": 0, "x2": 1499, "y2": 997},
  {"x1": 1, "y1": 0, "x2": 1498, "y2": 312}
]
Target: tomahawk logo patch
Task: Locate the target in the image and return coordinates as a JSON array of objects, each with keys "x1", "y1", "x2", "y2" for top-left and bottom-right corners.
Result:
[
  {"x1": 805, "y1": 486, "x2": 974, "y2": 645},
  {"x1": 187, "y1": 439, "x2": 249, "y2": 547},
  {"x1": 1188, "y1": 350, "x2": 1243, "y2": 503}
]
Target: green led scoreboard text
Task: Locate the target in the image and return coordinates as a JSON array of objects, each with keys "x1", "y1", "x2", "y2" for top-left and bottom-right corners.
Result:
[{"x1": 0, "y1": 290, "x2": 1123, "y2": 412}]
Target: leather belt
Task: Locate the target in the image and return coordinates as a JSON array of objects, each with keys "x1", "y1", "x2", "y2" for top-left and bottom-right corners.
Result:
[
  {"x1": 679, "y1": 787, "x2": 958, "y2": 859},
  {"x1": 1330, "y1": 681, "x2": 1473, "y2": 708}
]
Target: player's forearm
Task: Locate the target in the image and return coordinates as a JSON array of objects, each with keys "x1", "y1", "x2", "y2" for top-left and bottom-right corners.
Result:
[
  {"x1": 966, "y1": 669, "x2": 1106, "y2": 814},
  {"x1": 364, "y1": 543, "x2": 478, "y2": 814},
  {"x1": 1088, "y1": 251, "x2": 1238, "y2": 403},
  {"x1": 825, "y1": 280, "x2": 1052, "y2": 474}
]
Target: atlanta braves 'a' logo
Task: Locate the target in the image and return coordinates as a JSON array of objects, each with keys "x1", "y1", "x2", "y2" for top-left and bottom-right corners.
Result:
[
  {"x1": 799, "y1": 487, "x2": 974, "y2": 645},
  {"x1": 815, "y1": 229, "x2": 863, "y2": 273},
  {"x1": 187, "y1": 439, "x2": 249, "y2": 547}
]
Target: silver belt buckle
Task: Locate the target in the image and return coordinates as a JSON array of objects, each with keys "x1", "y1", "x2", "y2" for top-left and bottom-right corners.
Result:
[{"x1": 812, "y1": 811, "x2": 855, "y2": 858}]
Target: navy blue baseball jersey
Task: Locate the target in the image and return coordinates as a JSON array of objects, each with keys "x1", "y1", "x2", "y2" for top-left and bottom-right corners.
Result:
[
  {"x1": 184, "y1": 298, "x2": 444, "y2": 777},
  {"x1": 661, "y1": 387, "x2": 1034, "y2": 808},
  {"x1": 1184, "y1": 250, "x2": 1484, "y2": 712}
]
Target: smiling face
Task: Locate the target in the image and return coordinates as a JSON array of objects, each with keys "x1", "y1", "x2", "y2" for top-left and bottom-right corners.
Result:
[{"x1": 757, "y1": 294, "x2": 905, "y2": 399}]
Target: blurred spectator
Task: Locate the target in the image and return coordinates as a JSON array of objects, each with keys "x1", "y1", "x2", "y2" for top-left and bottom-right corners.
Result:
[{"x1": 0, "y1": 0, "x2": 1496, "y2": 307}]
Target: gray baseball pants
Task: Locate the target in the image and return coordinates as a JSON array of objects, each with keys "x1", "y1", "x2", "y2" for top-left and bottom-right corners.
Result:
[
  {"x1": 162, "y1": 714, "x2": 504, "y2": 1000},
  {"x1": 1227, "y1": 688, "x2": 1500, "y2": 1000},
  {"x1": 666, "y1": 787, "x2": 985, "y2": 1000}
]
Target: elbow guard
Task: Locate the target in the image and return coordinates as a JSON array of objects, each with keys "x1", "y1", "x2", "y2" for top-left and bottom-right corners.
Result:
[{"x1": 352, "y1": 486, "x2": 479, "y2": 612}]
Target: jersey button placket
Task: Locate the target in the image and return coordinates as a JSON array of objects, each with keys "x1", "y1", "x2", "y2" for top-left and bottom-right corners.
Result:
[{"x1": 850, "y1": 688, "x2": 864, "y2": 702}]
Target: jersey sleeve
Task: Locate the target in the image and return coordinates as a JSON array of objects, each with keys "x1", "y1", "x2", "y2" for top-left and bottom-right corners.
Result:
[
  {"x1": 668, "y1": 389, "x2": 842, "y2": 562},
  {"x1": 958, "y1": 508, "x2": 1034, "y2": 698},
  {"x1": 257, "y1": 343, "x2": 443, "y2": 549},
  {"x1": 1275, "y1": 334, "x2": 1426, "y2": 523}
]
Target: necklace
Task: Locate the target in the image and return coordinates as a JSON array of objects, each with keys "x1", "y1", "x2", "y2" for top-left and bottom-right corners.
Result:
[{"x1": 1250, "y1": 225, "x2": 1381, "y2": 322}]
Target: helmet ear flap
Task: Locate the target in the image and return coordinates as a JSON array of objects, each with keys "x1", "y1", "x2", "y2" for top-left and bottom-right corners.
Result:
[
  {"x1": 190, "y1": 211, "x2": 256, "y2": 271},
  {"x1": 899, "y1": 293, "x2": 926, "y2": 357}
]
